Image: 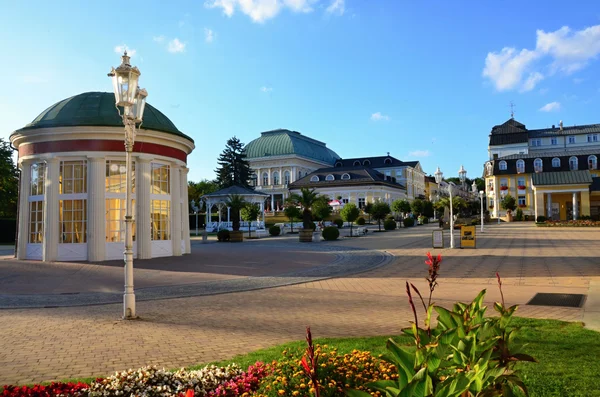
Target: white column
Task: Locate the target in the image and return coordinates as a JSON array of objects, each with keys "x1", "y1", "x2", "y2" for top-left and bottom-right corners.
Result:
[
  {"x1": 43, "y1": 158, "x2": 60, "y2": 262},
  {"x1": 227, "y1": 207, "x2": 231, "y2": 223},
  {"x1": 573, "y1": 192, "x2": 578, "y2": 220},
  {"x1": 180, "y1": 167, "x2": 191, "y2": 254},
  {"x1": 136, "y1": 156, "x2": 152, "y2": 259},
  {"x1": 279, "y1": 167, "x2": 283, "y2": 186},
  {"x1": 292, "y1": 166, "x2": 297, "y2": 183},
  {"x1": 534, "y1": 190, "x2": 540, "y2": 220},
  {"x1": 547, "y1": 193, "x2": 553, "y2": 219},
  {"x1": 16, "y1": 160, "x2": 32, "y2": 260},
  {"x1": 261, "y1": 201, "x2": 265, "y2": 225},
  {"x1": 171, "y1": 165, "x2": 182, "y2": 256},
  {"x1": 271, "y1": 195, "x2": 275, "y2": 211},
  {"x1": 87, "y1": 156, "x2": 106, "y2": 262}
]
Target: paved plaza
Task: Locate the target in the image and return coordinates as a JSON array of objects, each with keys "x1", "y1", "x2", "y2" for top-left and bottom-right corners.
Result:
[{"x1": 0, "y1": 223, "x2": 599, "y2": 384}]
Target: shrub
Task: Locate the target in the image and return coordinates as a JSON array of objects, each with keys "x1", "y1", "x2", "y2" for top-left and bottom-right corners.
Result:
[
  {"x1": 322, "y1": 226, "x2": 340, "y2": 241},
  {"x1": 579, "y1": 215, "x2": 592, "y2": 220},
  {"x1": 356, "y1": 217, "x2": 366, "y2": 225},
  {"x1": 217, "y1": 229, "x2": 230, "y2": 242},
  {"x1": 421, "y1": 217, "x2": 429, "y2": 224},
  {"x1": 403, "y1": 218, "x2": 415, "y2": 227},
  {"x1": 471, "y1": 219, "x2": 479, "y2": 225},
  {"x1": 333, "y1": 218, "x2": 343, "y2": 228},
  {"x1": 268, "y1": 225, "x2": 281, "y2": 236},
  {"x1": 536, "y1": 215, "x2": 547, "y2": 223},
  {"x1": 383, "y1": 219, "x2": 396, "y2": 230},
  {"x1": 386, "y1": 214, "x2": 395, "y2": 221},
  {"x1": 515, "y1": 208, "x2": 524, "y2": 221}
]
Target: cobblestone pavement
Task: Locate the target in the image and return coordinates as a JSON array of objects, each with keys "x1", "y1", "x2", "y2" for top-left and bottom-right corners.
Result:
[{"x1": 0, "y1": 223, "x2": 598, "y2": 384}]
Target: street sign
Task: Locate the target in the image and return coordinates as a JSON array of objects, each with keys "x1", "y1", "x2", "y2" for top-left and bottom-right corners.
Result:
[
  {"x1": 432, "y1": 230, "x2": 444, "y2": 248},
  {"x1": 460, "y1": 225, "x2": 476, "y2": 248}
]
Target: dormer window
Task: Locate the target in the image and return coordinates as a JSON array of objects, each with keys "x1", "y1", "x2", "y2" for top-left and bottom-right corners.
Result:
[
  {"x1": 310, "y1": 175, "x2": 320, "y2": 182},
  {"x1": 341, "y1": 173, "x2": 350, "y2": 180},
  {"x1": 363, "y1": 160, "x2": 371, "y2": 166},
  {"x1": 353, "y1": 160, "x2": 361, "y2": 166},
  {"x1": 589, "y1": 155, "x2": 597, "y2": 170},
  {"x1": 534, "y1": 158, "x2": 543, "y2": 173},
  {"x1": 552, "y1": 158, "x2": 561, "y2": 168},
  {"x1": 569, "y1": 156, "x2": 578, "y2": 170},
  {"x1": 325, "y1": 174, "x2": 335, "y2": 181},
  {"x1": 516, "y1": 159, "x2": 525, "y2": 173},
  {"x1": 384, "y1": 158, "x2": 392, "y2": 165},
  {"x1": 499, "y1": 161, "x2": 507, "y2": 171},
  {"x1": 335, "y1": 162, "x2": 342, "y2": 167}
]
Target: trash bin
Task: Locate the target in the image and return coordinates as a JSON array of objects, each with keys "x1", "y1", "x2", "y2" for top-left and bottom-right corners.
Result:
[{"x1": 313, "y1": 232, "x2": 322, "y2": 242}]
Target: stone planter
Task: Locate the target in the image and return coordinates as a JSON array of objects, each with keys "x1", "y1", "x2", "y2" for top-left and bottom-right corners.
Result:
[
  {"x1": 299, "y1": 229, "x2": 313, "y2": 242},
  {"x1": 230, "y1": 230, "x2": 244, "y2": 242}
]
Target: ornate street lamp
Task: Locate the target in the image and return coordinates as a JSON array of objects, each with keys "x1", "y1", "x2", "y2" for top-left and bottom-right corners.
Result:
[
  {"x1": 434, "y1": 167, "x2": 454, "y2": 248},
  {"x1": 472, "y1": 181, "x2": 484, "y2": 233},
  {"x1": 458, "y1": 165, "x2": 467, "y2": 190},
  {"x1": 108, "y1": 51, "x2": 148, "y2": 319}
]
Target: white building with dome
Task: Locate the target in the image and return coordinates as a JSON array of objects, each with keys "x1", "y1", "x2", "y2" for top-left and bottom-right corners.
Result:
[
  {"x1": 246, "y1": 129, "x2": 426, "y2": 210},
  {"x1": 10, "y1": 92, "x2": 195, "y2": 262}
]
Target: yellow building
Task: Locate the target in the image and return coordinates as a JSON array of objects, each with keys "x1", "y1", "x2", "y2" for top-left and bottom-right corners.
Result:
[{"x1": 484, "y1": 118, "x2": 600, "y2": 220}]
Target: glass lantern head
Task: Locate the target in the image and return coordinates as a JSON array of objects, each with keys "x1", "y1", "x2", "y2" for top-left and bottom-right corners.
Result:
[
  {"x1": 132, "y1": 88, "x2": 148, "y2": 123},
  {"x1": 108, "y1": 51, "x2": 141, "y2": 109},
  {"x1": 434, "y1": 166, "x2": 443, "y2": 184},
  {"x1": 458, "y1": 165, "x2": 467, "y2": 183}
]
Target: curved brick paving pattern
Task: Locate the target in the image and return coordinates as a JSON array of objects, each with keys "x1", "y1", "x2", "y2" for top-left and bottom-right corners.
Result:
[{"x1": 0, "y1": 223, "x2": 598, "y2": 385}]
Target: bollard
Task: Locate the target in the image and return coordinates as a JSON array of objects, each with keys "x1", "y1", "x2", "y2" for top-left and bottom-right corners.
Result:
[
  {"x1": 202, "y1": 229, "x2": 208, "y2": 243},
  {"x1": 313, "y1": 232, "x2": 322, "y2": 242}
]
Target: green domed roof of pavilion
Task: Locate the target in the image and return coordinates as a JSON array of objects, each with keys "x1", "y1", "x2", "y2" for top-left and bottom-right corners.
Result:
[
  {"x1": 15, "y1": 92, "x2": 193, "y2": 143},
  {"x1": 245, "y1": 129, "x2": 339, "y2": 164}
]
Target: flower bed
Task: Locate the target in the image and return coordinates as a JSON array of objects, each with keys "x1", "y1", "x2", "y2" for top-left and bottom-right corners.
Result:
[{"x1": 537, "y1": 220, "x2": 600, "y2": 227}]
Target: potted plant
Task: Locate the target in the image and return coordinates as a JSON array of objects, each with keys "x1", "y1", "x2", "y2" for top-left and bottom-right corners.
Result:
[
  {"x1": 288, "y1": 188, "x2": 322, "y2": 242},
  {"x1": 283, "y1": 201, "x2": 302, "y2": 234},
  {"x1": 500, "y1": 195, "x2": 517, "y2": 222},
  {"x1": 500, "y1": 186, "x2": 509, "y2": 191},
  {"x1": 518, "y1": 185, "x2": 526, "y2": 190},
  {"x1": 225, "y1": 194, "x2": 246, "y2": 242}
]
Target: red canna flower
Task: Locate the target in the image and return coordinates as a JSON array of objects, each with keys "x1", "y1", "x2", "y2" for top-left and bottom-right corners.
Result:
[
  {"x1": 301, "y1": 356, "x2": 311, "y2": 374},
  {"x1": 186, "y1": 389, "x2": 194, "y2": 397}
]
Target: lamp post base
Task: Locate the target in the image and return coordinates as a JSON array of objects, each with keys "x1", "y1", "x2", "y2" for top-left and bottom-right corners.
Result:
[{"x1": 123, "y1": 293, "x2": 136, "y2": 319}]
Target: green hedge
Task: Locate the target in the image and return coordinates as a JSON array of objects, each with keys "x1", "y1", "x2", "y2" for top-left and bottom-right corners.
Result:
[
  {"x1": 334, "y1": 219, "x2": 343, "y2": 228},
  {"x1": 403, "y1": 218, "x2": 415, "y2": 227},
  {"x1": 322, "y1": 226, "x2": 340, "y2": 241},
  {"x1": 383, "y1": 219, "x2": 396, "y2": 230},
  {"x1": 217, "y1": 229, "x2": 230, "y2": 242},
  {"x1": 356, "y1": 217, "x2": 366, "y2": 225},
  {"x1": 269, "y1": 226, "x2": 281, "y2": 236}
]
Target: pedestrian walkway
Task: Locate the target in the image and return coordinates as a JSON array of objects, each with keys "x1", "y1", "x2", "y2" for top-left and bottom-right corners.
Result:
[{"x1": 0, "y1": 223, "x2": 598, "y2": 385}]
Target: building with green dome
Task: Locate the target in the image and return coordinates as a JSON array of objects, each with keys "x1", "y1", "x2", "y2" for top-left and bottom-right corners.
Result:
[
  {"x1": 10, "y1": 92, "x2": 195, "y2": 262},
  {"x1": 245, "y1": 129, "x2": 425, "y2": 211}
]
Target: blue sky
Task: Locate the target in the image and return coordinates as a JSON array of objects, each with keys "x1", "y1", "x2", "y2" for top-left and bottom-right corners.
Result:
[{"x1": 1, "y1": 0, "x2": 599, "y2": 183}]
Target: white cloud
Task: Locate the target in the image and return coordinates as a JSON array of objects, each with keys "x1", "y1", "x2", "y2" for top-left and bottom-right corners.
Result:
[
  {"x1": 370, "y1": 112, "x2": 390, "y2": 121},
  {"x1": 204, "y1": 28, "x2": 215, "y2": 43},
  {"x1": 326, "y1": 0, "x2": 344, "y2": 15},
  {"x1": 539, "y1": 101, "x2": 561, "y2": 112},
  {"x1": 205, "y1": 0, "x2": 321, "y2": 23},
  {"x1": 168, "y1": 38, "x2": 186, "y2": 53},
  {"x1": 408, "y1": 150, "x2": 430, "y2": 158},
  {"x1": 520, "y1": 72, "x2": 544, "y2": 92},
  {"x1": 114, "y1": 44, "x2": 136, "y2": 57},
  {"x1": 260, "y1": 86, "x2": 273, "y2": 92},
  {"x1": 482, "y1": 47, "x2": 540, "y2": 91},
  {"x1": 153, "y1": 35, "x2": 165, "y2": 43},
  {"x1": 483, "y1": 24, "x2": 600, "y2": 91}
]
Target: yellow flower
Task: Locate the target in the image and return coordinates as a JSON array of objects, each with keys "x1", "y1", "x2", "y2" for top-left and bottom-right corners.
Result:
[
  {"x1": 278, "y1": 390, "x2": 286, "y2": 396},
  {"x1": 292, "y1": 392, "x2": 300, "y2": 397}
]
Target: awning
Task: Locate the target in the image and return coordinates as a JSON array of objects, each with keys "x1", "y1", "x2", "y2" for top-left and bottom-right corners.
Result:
[{"x1": 531, "y1": 170, "x2": 593, "y2": 186}]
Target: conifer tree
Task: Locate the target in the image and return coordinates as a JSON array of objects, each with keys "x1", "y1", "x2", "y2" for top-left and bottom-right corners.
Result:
[{"x1": 214, "y1": 137, "x2": 252, "y2": 188}]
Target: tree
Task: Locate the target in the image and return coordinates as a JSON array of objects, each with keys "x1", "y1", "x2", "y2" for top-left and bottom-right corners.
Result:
[
  {"x1": 411, "y1": 199, "x2": 425, "y2": 216},
  {"x1": 0, "y1": 139, "x2": 18, "y2": 218},
  {"x1": 340, "y1": 203, "x2": 360, "y2": 236},
  {"x1": 371, "y1": 202, "x2": 391, "y2": 231},
  {"x1": 392, "y1": 199, "x2": 411, "y2": 217},
  {"x1": 363, "y1": 202, "x2": 373, "y2": 223},
  {"x1": 288, "y1": 188, "x2": 321, "y2": 230},
  {"x1": 501, "y1": 195, "x2": 517, "y2": 213},
  {"x1": 188, "y1": 180, "x2": 218, "y2": 212},
  {"x1": 225, "y1": 194, "x2": 246, "y2": 231},
  {"x1": 215, "y1": 137, "x2": 252, "y2": 188},
  {"x1": 422, "y1": 200, "x2": 435, "y2": 218},
  {"x1": 311, "y1": 196, "x2": 332, "y2": 221},
  {"x1": 435, "y1": 196, "x2": 468, "y2": 219},
  {"x1": 283, "y1": 202, "x2": 302, "y2": 233},
  {"x1": 241, "y1": 203, "x2": 260, "y2": 237}
]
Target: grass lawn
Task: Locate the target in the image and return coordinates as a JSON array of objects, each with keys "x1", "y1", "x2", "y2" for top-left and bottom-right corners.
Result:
[{"x1": 53, "y1": 318, "x2": 599, "y2": 396}]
